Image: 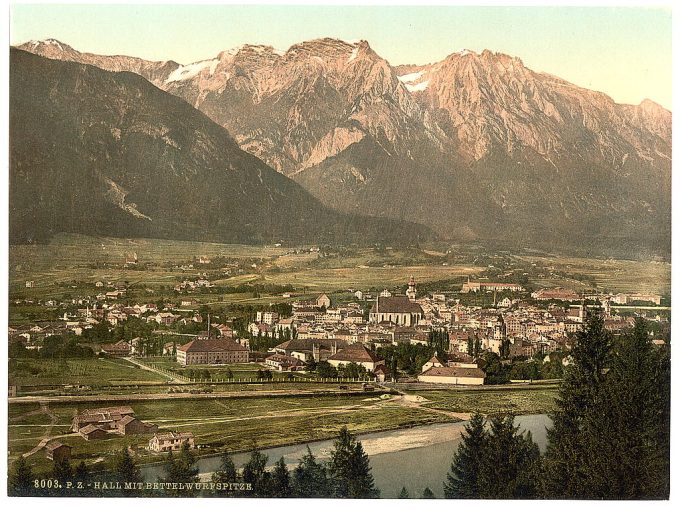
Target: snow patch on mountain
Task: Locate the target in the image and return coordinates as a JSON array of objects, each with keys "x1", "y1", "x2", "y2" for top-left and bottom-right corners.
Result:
[
  {"x1": 347, "y1": 47, "x2": 359, "y2": 63},
  {"x1": 165, "y1": 59, "x2": 219, "y2": 83},
  {"x1": 405, "y1": 80, "x2": 429, "y2": 92},
  {"x1": 398, "y1": 71, "x2": 425, "y2": 83}
]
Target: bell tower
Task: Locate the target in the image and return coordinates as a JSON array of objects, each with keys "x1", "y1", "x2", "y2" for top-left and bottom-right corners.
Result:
[{"x1": 406, "y1": 275, "x2": 417, "y2": 302}]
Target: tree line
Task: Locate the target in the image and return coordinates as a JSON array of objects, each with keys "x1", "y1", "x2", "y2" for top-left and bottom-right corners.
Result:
[
  {"x1": 10, "y1": 427, "x2": 380, "y2": 499},
  {"x1": 443, "y1": 315, "x2": 670, "y2": 499}
]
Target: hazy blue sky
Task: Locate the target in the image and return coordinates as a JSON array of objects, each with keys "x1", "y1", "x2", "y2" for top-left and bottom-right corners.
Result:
[{"x1": 10, "y1": 4, "x2": 672, "y2": 109}]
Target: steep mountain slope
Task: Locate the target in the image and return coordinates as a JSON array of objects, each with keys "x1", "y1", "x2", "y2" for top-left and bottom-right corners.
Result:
[
  {"x1": 18, "y1": 39, "x2": 671, "y2": 257},
  {"x1": 9, "y1": 48, "x2": 432, "y2": 245}
]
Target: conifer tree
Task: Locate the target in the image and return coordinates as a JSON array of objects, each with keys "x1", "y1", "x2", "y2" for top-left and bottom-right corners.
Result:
[
  {"x1": 579, "y1": 319, "x2": 670, "y2": 499},
  {"x1": 53, "y1": 457, "x2": 73, "y2": 495},
  {"x1": 421, "y1": 487, "x2": 436, "y2": 499},
  {"x1": 477, "y1": 415, "x2": 540, "y2": 499},
  {"x1": 9, "y1": 456, "x2": 34, "y2": 496},
  {"x1": 113, "y1": 447, "x2": 142, "y2": 485},
  {"x1": 242, "y1": 450, "x2": 271, "y2": 497},
  {"x1": 398, "y1": 486, "x2": 410, "y2": 498},
  {"x1": 443, "y1": 413, "x2": 486, "y2": 498},
  {"x1": 292, "y1": 446, "x2": 331, "y2": 498},
  {"x1": 543, "y1": 313, "x2": 612, "y2": 498},
  {"x1": 270, "y1": 457, "x2": 292, "y2": 497},
  {"x1": 212, "y1": 451, "x2": 238, "y2": 485},
  {"x1": 328, "y1": 426, "x2": 380, "y2": 498}
]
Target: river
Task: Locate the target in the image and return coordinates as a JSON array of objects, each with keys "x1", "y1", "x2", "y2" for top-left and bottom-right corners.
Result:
[{"x1": 140, "y1": 414, "x2": 551, "y2": 498}]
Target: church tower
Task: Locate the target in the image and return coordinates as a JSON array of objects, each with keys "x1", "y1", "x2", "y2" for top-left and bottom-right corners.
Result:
[{"x1": 406, "y1": 275, "x2": 417, "y2": 302}]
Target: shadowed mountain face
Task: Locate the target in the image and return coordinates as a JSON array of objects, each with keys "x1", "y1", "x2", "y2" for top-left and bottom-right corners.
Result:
[
  {"x1": 9, "y1": 48, "x2": 434, "y2": 246},
  {"x1": 17, "y1": 39, "x2": 672, "y2": 257}
]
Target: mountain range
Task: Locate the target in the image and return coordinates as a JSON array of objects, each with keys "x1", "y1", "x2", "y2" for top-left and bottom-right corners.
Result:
[
  {"x1": 9, "y1": 47, "x2": 430, "y2": 246},
  {"x1": 13, "y1": 38, "x2": 672, "y2": 257}
]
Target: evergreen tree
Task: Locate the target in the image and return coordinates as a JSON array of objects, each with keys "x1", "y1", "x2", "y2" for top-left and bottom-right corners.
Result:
[
  {"x1": 242, "y1": 450, "x2": 272, "y2": 497},
  {"x1": 212, "y1": 451, "x2": 238, "y2": 485},
  {"x1": 74, "y1": 461, "x2": 93, "y2": 495},
  {"x1": 422, "y1": 487, "x2": 436, "y2": 499},
  {"x1": 328, "y1": 426, "x2": 380, "y2": 498},
  {"x1": 9, "y1": 455, "x2": 34, "y2": 496},
  {"x1": 578, "y1": 320, "x2": 670, "y2": 499},
  {"x1": 443, "y1": 413, "x2": 487, "y2": 498},
  {"x1": 398, "y1": 486, "x2": 410, "y2": 498},
  {"x1": 477, "y1": 415, "x2": 541, "y2": 499},
  {"x1": 543, "y1": 313, "x2": 612, "y2": 497},
  {"x1": 162, "y1": 443, "x2": 199, "y2": 496},
  {"x1": 291, "y1": 446, "x2": 331, "y2": 498},
  {"x1": 270, "y1": 457, "x2": 292, "y2": 497},
  {"x1": 113, "y1": 447, "x2": 142, "y2": 485},
  {"x1": 53, "y1": 457, "x2": 73, "y2": 495}
]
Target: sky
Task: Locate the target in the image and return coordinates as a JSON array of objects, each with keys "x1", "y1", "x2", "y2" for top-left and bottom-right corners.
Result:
[{"x1": 8, "y1": 4, "x2": 673, "y2": 109}]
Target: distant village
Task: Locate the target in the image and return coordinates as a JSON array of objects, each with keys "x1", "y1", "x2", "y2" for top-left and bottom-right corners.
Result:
[{"x1": 11, "y1": 266, "x2": 668, "y2": 388}]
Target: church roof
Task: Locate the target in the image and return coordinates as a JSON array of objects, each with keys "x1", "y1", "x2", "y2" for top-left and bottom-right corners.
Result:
[{"x1": 371, "y1": 296, "x2": 423, "y2": 314}]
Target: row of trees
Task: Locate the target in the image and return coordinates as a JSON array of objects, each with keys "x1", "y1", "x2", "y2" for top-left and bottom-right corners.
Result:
[
  {"x1": 10, "y1": 427, "x2": 380, "y2": 499},
  {"x1": 444, "y1": 315, "x2": 670, "y2": 499}
]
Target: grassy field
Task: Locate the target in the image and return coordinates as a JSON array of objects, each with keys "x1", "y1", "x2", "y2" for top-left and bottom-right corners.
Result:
[
  {"x1": 9, "y1": 358, "x2": 170, "y2": 387},
  {"x1": 518, "y1": 254, "x2": 670, "y2": 295},
  {"x1": 8, "y1": 393, "x2": 451, "y2": 476},
  {"x1": 411, "y1": 385, "x2": 559, "y2": 416}
]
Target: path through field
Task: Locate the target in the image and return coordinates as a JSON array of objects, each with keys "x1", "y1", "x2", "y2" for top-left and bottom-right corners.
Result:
[{"x1": 20, "y1": 402, "x2": 59, "y2": 458}]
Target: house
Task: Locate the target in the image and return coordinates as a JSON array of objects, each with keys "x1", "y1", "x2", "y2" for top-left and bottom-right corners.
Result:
[
  {"x1": 176, "y1": 338, "x2": 249, "y2": 366},
  {"x1": 327, "y1": 343, "x2": 385, "y2": 371},
  {"x1": 25, "y1": 281, "x2": 35, "y2": 288},
  {"x1": 418, "y1": 366, "x2": 486, "y2": 385},
  {"x1": 255, "y1": 311, "x2": 279, "y2": 325},
  {"x1": 99, "y1": 340, "x2": 131, "y2": 357},
  {"x1": 79, "y1": 424, "x2": 108, "y2": 441},
  {"x1": 422, "y1": 354, "x2": 445, "y2": 373},
  {"x1": 149, "y1": 432, "x2": 195, "y2": 453},
  {"x1": 71, "y1": 406, "x2": 135, "y2": 432},
  {"x1": 265, "y1": 353, "x2": 305, "y2": 371},
  {"x1": 116, "y1": 415, "x2": 158, "y2": 435},
  {"x1": 45, "y1": 441, "x2": 72, "y2": 462},
  {"x1": 274, "y1": 338, "x2": 346, "y2": 362},
  {"x1": 370, "y1": 296, "x2": 423, "y2": 327}
]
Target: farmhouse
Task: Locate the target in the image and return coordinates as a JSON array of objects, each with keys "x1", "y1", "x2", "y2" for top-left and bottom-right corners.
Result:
[
  {"x1": 71, "y1": 406, "x2": 135, "y2": 432},
  {"x1": 45, "y1": 441, "x2": 72, "y2": 462},
  {"x1": 79, "y1": 424, "x2": 107, "y2": 441},
  {"x1": 418, "y1": 365, "x2": 486, "y2": 385},
  {"x1": 149, "y1": 432, "x2": 195, "y2": 453},
  {"x1": 176, "y1": 338, "x2": 249, "y2": 366},
  {"x1": 370, "y1": 295, "x2": 423, "y2": 327},
  {"x1": 116, "y1": 415, "x2": 159, "y2": 435}
]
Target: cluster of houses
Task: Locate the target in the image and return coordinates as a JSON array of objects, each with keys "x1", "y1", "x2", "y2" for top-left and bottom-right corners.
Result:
[
  {"x1": 70, "y1": 406, "x2": 158, "y2": 440},
  {"x1": 40, "y1": 406, "x2": 195, "y2": 462}
]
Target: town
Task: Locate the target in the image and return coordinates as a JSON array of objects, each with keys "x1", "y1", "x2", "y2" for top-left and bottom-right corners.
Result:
[{"x1": 8, "y1": 242, "x2": 671, "y2": 489}]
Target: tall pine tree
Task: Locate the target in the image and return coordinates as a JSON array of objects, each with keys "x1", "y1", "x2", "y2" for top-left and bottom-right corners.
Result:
[
  {"x1": 443, "y1": 413, "x2": 486, "y2": 498},
  {"x1": 543, "y1": 313, "x2": 612, "y2": 498},
  {"x1": 291, "y1": 446, "x2": 331, "y2": 498},
  {"x1": 9, "y1": 456, "x2": 34, "y2": 496},
  {"x1": 270, "y1": 457, "x2": 292, "y2": 497},
  {"x1": 578, "y1": 319, "x2": 670, "y2": 499},
  {"x1": 477, "y1": 415, "x2": 541, "y2": 499},
  {"x1": 328, "y1": 427, "x2": 380, "y2": 498}
]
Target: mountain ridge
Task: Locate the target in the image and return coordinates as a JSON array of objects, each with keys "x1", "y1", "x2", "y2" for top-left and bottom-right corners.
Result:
[{"x1": 15, "y1": 38, "x2": 671, "y2": 257}]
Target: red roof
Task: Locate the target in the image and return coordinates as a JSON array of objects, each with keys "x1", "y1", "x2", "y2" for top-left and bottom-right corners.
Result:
[{"x1": 177, "y1": 338, "x2": 248, "y2": 353}]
